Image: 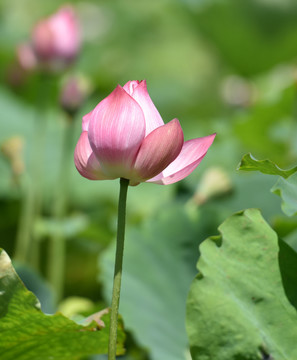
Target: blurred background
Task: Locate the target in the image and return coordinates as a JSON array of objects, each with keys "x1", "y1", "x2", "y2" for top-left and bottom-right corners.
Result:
[{"x1": 1, "y1": 0, "x2": 297, "y2": 359}]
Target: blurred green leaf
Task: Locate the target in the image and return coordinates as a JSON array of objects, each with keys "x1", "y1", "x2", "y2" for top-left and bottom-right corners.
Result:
[
  {"x1": 234, "y1": 84, "x2": 296, "y2": 166},
  {"x1": 208, "y1": 172, "x2": 283, "y2": 221},
  {"x1": 278, "y1": 238, "x2": 297, "y2": 310},
  {"x1": 237, "y1": 153, "x2": 297, "y2": 178},
  {"x1": 192, "y1": 0, "x2": 297, "y2": 75},
  {"x1": 272, "y1": 215, "x2": 297, "y2": 240},
  {"x1": 284, "y1": 228, "x2": 297, "y2": 252},
  {"x1": 100, "y1": 203, "x2": 201, "y2": 360},
  {"x1": 0, "y1": 249, "x2": 125, "y2": 360},
  {"x1": 14, "y1": 263, "x2": 56, "y2": 314},
  {"x1": 272, "y1": 172, "x2": 297, "y2": 216},
  {"x1": 186, "y1": 208, "x2": 297, "y2": 360},
  {"x1": 34, "y1": 214, "x2": 89, "y2": 239}
]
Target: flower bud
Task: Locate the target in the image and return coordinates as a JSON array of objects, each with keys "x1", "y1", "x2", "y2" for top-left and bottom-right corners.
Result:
[
  {"x1": 74, "y1": 80, "x2": 216, "y2": 186},
  {"x1": 60, "y1": 75, "x2": 91, "y2": 116},
  {"x1": 32, "y1": 6, "x2": 81, "y2": 67}
]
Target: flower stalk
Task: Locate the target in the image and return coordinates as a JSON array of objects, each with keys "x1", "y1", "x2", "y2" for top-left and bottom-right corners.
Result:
[
  {"x1": 108, "y1": 177, "x2": 129, "y2": 360},
  {"x1": 47, "y1": 117, "x2": 75, "y2": 302}
]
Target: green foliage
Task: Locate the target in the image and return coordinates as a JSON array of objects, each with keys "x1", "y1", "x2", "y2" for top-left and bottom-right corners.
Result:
[
  {"x1": 272, "y1": 172, "x2": 297, "y2": 216},
  {"x1": 1, "y1": 0, "x2": 297, "y2": 359},
  {"x1": 192, "y1": 0, "x2": 297, "y2": 75},
  {"x1": 233, "y1": 84, "x2": 296, "y2": 166},
  {"x1": 278, "y1": 238, "x2": 297, "y2": 310},
  {"x1": 0, "y1": 249, "x2": 125, "y2": 360},
  {"x1": 237, "y1": 153, "x2": 297, "y2": 178},
  {"x1": 283, "y1": 228, "x2": 297, "y2": 252},
  {"x1": 238, "y1": 154, "x2": 297, "y2": 217},
  {"x1": 186, "y1": 209, "x2": 297, "y2": 360}
]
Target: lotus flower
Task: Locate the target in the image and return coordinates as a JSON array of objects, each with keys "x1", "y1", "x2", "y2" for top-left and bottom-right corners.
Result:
[
  {"x1": 60, "y1": 75, "x2": 90, "y2": 115},
  {"x1": 74, "y1": 80, "x2": 215, "y2": 186},
  {"x1": 32, "y1": 6, "x2": 80, "y2": 63}
]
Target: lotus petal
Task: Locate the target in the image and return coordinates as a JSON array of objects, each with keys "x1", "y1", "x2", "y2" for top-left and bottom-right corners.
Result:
[
  {"x1": 74, "y1": 132, "x2": 113, "y2": 180},
  {"x1": 147, "y1": 133, "x2": 216, "y2": 185},
  {"x1": 130, "y1": 80, "x2": 164, "y2": 136},
  {"x1": 88, "y1": 85, "x2": 146, "y2": 178},
  {"x1": 132, "y1": 119, "x2": 184, "y2": 182}
]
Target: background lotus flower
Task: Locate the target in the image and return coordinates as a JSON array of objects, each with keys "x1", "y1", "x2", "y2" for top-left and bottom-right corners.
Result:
[
  {"x1": 32, "y1": 6, "x2": 80, "y2": 64},
  {"x1": 74, "y1": 80, "x2": 215, "y2": 186},
  {"x1": 60, "y1": 74, "x2": 91, "y2": 116}
]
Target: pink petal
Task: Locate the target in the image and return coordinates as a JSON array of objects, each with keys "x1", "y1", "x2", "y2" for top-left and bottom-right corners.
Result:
[
  {"x1": 74, "y1": 132, "x2": 114, "y2": 180},
  {"x1": 88, "y1": 85, "x2": 146, "y2": 178},
  {"x1": 130, "y1": 80, "x2": 164, "y2": 136},
  {"x1": 82, "y1": 110, "x2": 92, "y2": 131},
  {"x1": 123, "y1": 80, "x2": 140, "y2": 96},
  {"x1": 49, "y1": 7, "x2": 80, "y2": 59},
  {"x1": 32, "y1": 20, "x2": 55, "y2": 59},
  {"x1": 147, "y1": 133, "x2": 216, "y2": 185},
  {"x1": 132, "y1": 119, "x2": 184, "y2": 182}
]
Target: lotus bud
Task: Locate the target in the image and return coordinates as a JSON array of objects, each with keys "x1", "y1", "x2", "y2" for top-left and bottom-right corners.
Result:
[
  {"x1": 60, "y1": 75, "x2": 91, "y2": 116},
  {"x1": 74, "y1": 80, "x2": 215, "y2": 186},
  {"x1": 32, "y1": 6, "x2": 81, "y2": 69}
]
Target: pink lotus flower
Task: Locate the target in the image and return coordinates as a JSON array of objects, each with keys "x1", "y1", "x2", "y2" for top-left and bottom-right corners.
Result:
[
  {"x1": 74, "y1": 80, "x2": 215, "y2": 186},
  {"x1": 32, "y1": 6, "x2": 80, "y2": 63}
]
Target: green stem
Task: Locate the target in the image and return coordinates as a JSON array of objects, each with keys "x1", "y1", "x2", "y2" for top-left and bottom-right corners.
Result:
[
  {"x1": 47, "y1": 118, "x2": 74, "y2": 302},
  {"x1": 29, "y1": 98, "x2": 47, "y2": 269},
  {"x1": 108, "y1": 178, "x2": 129, "y2": 360},
  {"x1": 14, "y1": 175, "x2": 35, "y2": 263}
]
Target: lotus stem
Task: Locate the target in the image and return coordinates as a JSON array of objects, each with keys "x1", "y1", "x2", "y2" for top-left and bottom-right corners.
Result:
[
  {"x1": 108, "y1": 177, "x2": 129, "y2": 360},
  {"x1": 47, "y1": 117, "x2": 74, "y2": 302}
]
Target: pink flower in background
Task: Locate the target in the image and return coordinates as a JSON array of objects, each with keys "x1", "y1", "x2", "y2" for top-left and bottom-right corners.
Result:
[
  {"x1": 16, "y1": 6, "x2": 80, "y2": 70},
  {"x1": 74, "y1": 80, "x2": 215, "y2": 186},
  {"x1": 60, "y1": 75, "x2": 90, "y2": 115},
  {"x1": 32, "y1": 6, "x2": 80, "y2": 63}
]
